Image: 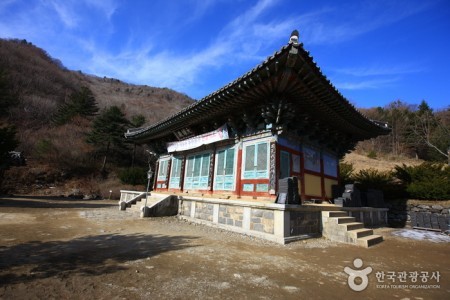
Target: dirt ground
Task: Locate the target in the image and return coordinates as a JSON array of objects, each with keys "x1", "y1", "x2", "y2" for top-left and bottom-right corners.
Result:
[{"x1": 0, "y1": 196, "x2": 448, "y2": 300}]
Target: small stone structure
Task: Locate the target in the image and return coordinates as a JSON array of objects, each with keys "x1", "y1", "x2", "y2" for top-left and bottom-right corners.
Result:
[{"x1": 387, "y1": 200, "x2": 450, "y2": 231}]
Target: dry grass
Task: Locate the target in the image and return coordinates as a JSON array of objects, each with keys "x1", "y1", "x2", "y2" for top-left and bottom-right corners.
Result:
[{"x1": 343, "y1": 152, "x2": 424, "y2": 173}]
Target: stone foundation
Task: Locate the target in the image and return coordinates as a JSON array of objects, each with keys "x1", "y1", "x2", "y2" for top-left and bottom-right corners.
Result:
[{"x1": 178, "y1": 197, "x2": 324, "y2": 244}]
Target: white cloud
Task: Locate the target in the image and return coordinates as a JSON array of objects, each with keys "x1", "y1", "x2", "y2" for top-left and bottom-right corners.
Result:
[
  {"x1": 335, "y1": 77, "x2": 400, "y2": 90},
  {"x1": 333, "y1": 64, "x2": 425, "y2": 77},
  {"x1": 82, "y1": 0, "x2": 282, "y2": 92},
  {"x1": 83, "y1": 0, "x2": 118, "y2": 20},
  {"x1": 47, "y1": 0, "x2": 79, "y2": 28}
]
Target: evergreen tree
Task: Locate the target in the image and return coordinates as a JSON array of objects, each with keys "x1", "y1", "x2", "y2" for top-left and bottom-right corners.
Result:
[
  {"x1": 130, "y1": 114, "x2": 146, "y2": 167},
  {"x1": 131, "y1": 114, "x2": 146, "y2": 128},
  {"x1": 53, "y1": 86, "x2": 99, "y2": 125},
  {"x1": 0, "y1": 125, "x2": 19, "y2": 185},
  {"x1": 0, "y1": 69, "x2": 15, "y2": 118},
  {"x1": 86, "y1": 106, "x2": 130, "y2": 175}
]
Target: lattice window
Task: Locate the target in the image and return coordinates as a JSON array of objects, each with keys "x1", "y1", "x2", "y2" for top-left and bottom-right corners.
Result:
[
  {"x1": 215, "y1": 148, "x2": 235, "y2": 190},
  {"x1": 184, "y1": 153, "x2": 210, "y2": 190},
  {"x1": 169, "y1": 157, "x2": 183, "y2": 188},
  {"x1": 243, "y1": 142, "x2": 269, "y2": 179}
]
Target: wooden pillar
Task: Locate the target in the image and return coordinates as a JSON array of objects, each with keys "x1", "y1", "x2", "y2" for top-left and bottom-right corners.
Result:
[
  {"x1": 320, "y1": 153, "x2": 326, "y2": 201},
  {"x1": 300, "y1": 152, "x2": 306, "y2": 200},
  {"x1": 269, "y1": 142, "x2": 277, "y2": 194},
  {"x1": 180, "y1": 155, "x2": 186, "y2": 191},
  {"x1": 153, "y1": 161, "x2": 159, "y2": 190},
  {"x1": 236, "y1": 145, "x2": 243, "y2": 198},
  {"x1": 165, "y1": 158, "x2": 171, "y2": 190},
  {"x1": 208, "y1": 148, "x2": 216, "y2": 192}
]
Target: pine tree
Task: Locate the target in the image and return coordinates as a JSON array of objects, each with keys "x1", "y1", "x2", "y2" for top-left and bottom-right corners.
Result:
[
  {"x1": 130, "y1": 114, "x2": 146, "y2": 167},
  {"x1": 86, "y1": 106, "x2": 130, "y2": 175},
  {"x1": 0, "y1": 69, "x2": 15, "y2": 118},
  {"x1": 0, "y1": 125, "x2": 19, "y2": 186},
  {"x1": 53, "y1": 86, "x2": 99, "y2": 125}
]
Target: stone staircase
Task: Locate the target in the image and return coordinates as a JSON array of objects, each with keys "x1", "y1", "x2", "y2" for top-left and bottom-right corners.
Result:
[
  {"x1": 322, "y1": 211, "x2": 383, "y2": 247},
  {"x1": 126, "y1": 196, "x2": 162, "y2": 215}
]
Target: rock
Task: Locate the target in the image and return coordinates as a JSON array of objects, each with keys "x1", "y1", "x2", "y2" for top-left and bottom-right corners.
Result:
[
  {"x1": 418, "y1": 205, "x2": 430, "y2": 210},
  {"x1": 83, "y1": 194, "x2": 99, "y2": 200}
]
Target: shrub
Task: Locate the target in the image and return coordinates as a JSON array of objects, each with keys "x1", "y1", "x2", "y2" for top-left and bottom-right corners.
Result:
[
  {"x1": 339, "y1": 161, "x2": 354, "y2": 185},
  {"x1": 119, "y1": 167, "x2": 147, "y2": 186},
  {"x1": 35, "y1": 139, "x2": 55, "y2": 160},
  {"x1": 367, "y1": 150, "x2": 377, "y2": 159},
  {"x1": 352, "y1": 168, "x2": 393, "y2": 191},
  {"x1": 393, "y1": 163, "x2": 450, "y2": 200}
]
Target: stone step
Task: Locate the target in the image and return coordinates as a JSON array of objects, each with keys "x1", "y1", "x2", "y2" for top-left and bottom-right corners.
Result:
[
  {"x1": 127, "y1": 205, "x2": 142, "y2": 212},
  {"x1": 339, "y1": 222, "x2": 364, "y2": 231},
  {"x1": 336, "y1": 216, "x2": 356, "y2": 224},
  {"x1": 127, "y1": 199, "x2": 161, "y2": 212},
  {"x1": 348, "y1": 228, "x2": 374, "y2": 239},
  {"x1": 324, "y1": 211, "x2": 348, "y2": 218},
  {"x1": 357, "y1": 235, "x2": 383, "y2": 248}
]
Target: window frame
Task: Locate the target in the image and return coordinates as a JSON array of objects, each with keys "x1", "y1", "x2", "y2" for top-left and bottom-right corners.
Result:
[
  {"x1": 183, "y1": 152, "x2": 211, "y2": 190},
  {"x1": 242, "y1": 141, "x2": 270, "y2": 179},
  {"x1": 214, "y1": 145, "x2": 237, "y2": 191},
  {"x1": 168, "y1": 156, "x2": 183, "y2": 189}
]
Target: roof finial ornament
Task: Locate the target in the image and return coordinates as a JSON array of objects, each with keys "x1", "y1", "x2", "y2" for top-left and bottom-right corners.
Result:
[{"x1": 289, "y1": 30, "x2": 299, "y2": 45}]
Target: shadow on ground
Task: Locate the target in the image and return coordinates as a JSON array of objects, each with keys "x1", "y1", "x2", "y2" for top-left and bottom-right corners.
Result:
[
  {"x1": 0, "y1": 196, "x2": 116, "y2": 209},
  {"x1": 0, "y1": 233, "x2": 198, "y2": 285}
]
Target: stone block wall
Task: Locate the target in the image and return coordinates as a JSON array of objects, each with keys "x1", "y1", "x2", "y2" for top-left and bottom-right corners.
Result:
[
  {"x1": 250, "y1": 209, "x2": 274, "y2": 234},
  {"x1": 219, "y1": 206, "x2": 243, "y2": 227},
  {"x1": 176, "y1": 197, "x2": 322, "y2": 244},
  {"x1": 195, "y1": 202, "x2": 214, "y2": 221},
  {"x1": 180, "y1": 200, "x2": 191, "y2": 217},
  {"x1": 344, "y1": 208, "x2": 388, "y2": 227},
  {"x1": 289, "y1": 211, "x2": 320, "y2": 235},
  {"x1": 386, "y1": 200, "x2": 450, "y2": 230}
]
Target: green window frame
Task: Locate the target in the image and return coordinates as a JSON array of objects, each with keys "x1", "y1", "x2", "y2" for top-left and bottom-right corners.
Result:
[
  {"x1": 157, "y1": 159, "x2": 169, "y2": 181},
  {"x1": 184, "y1": 153, "x2": 210, "y2": 190},
  {"x1": 169, "y1": 157, "x2": 183, "y2": 188},
  {"x1": 243, "y1": 142, "x2": 269, "y2": 179},
  {"x1": 214, "y1": 147, "x2": 235, "y2": 191}
]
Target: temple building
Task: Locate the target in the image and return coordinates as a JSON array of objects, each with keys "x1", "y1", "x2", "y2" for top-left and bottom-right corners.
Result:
[{"x1": 125, "y1": 30, "x2": 389, "y2": 202}]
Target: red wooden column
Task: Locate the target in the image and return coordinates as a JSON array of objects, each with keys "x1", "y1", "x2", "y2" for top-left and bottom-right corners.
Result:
[
  {"x1": 165, "y1": 159, "x2": 172, "y2": 190},
  {"x1": 269, "y1": 142, "x2": 277, "y2": 195},
  {"x1": 179, "y1": 155, "x2": 186, "y2": 191},
  {"x1": 153, "y1": 161, "x2": 159, "y2": 191},
  {"x1": 235, "y1": 145, "x2": 243, "y2": 198},
  {"x1": 320, "y1": 154, "x2": 326, "y2": 201},
  {"x1": 300, "y1": 153, "x2": 306, "y2": 200},
  {"x1": 208, "y1": 148, "x2": 216, "y2": 193}
]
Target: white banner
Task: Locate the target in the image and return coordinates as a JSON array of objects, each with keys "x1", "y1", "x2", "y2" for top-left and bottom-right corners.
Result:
[{"x1": 167, "y1": 124, "x2": 229, "y2": 153}]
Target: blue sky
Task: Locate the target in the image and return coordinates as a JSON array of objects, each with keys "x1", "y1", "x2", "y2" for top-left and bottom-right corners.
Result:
[{"x1": 1, "y1": 0, "x2": 449, "y2": 109}]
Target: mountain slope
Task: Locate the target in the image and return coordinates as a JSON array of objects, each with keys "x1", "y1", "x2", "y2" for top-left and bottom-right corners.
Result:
[{"x1": 0, "y1": 38, "x2": 194, "y2": 129}]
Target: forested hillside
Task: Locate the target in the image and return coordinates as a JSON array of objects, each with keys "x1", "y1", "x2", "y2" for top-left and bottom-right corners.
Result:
[
  {"x1": 357, "y1": 101, "x2": 449, "y2": 162},
  {"x1": 0, "y1": 38, "x2": 194, "y2": 194}
]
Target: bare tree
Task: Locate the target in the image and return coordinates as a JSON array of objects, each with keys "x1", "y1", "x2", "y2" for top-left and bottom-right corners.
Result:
[{"x1": 409, "y1": 101, "x2": 449, "y2": 160}]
